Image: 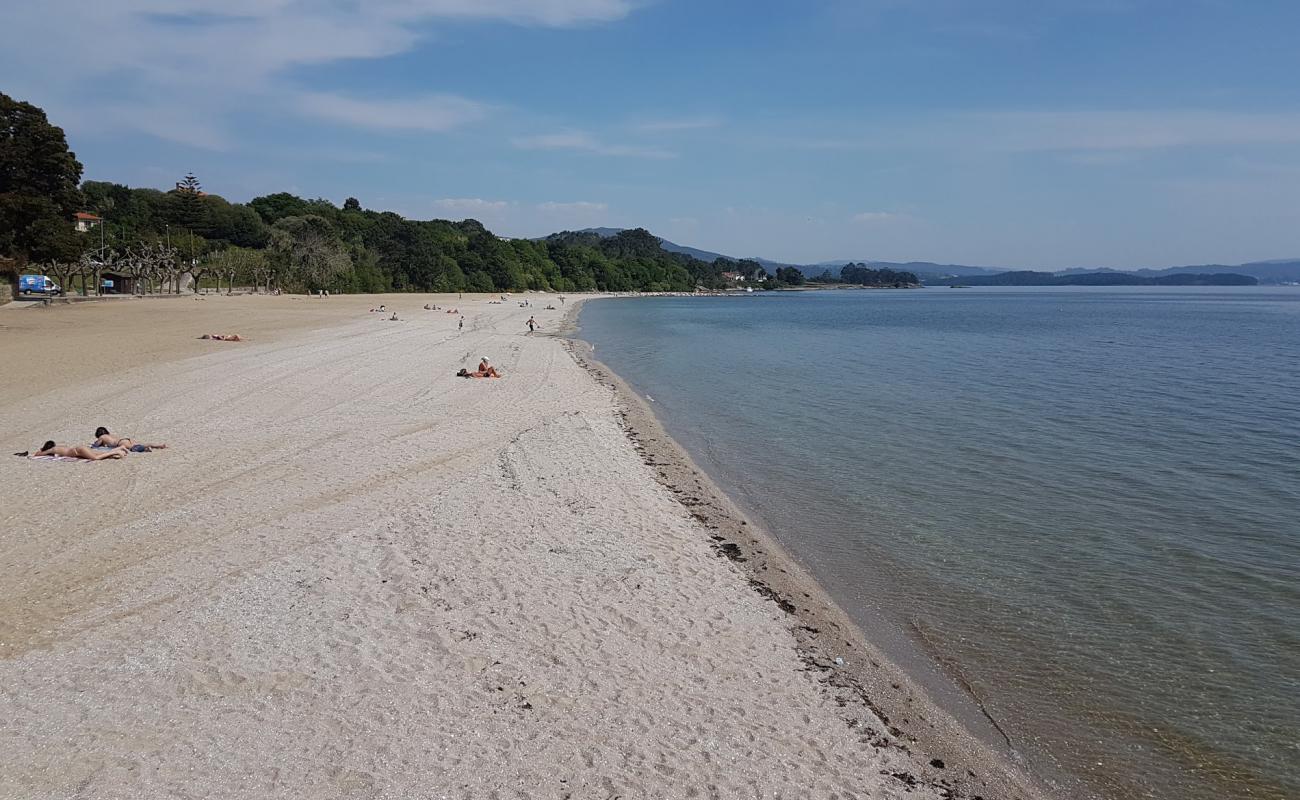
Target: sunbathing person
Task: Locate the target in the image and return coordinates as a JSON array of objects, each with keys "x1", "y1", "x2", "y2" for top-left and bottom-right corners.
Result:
[
  {"x1": 200, "y1": 333, "x2": 243, "y2": 341},
  {"x1": 93, "y1": 426, "x2": 167, "y2": 452},
  {"x1": 457, "y1": 359, "x2": 502, "y2": 379},
  {"x1": 16, "y1": 441, "x2": 128, "y2": 460}
]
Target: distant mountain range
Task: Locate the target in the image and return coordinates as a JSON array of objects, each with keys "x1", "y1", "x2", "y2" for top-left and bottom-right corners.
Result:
[
  {"x1": 934, "y1": 271, "x2": 1257, "y2": 287},
  {"x1": 553, "y1": 228, "x2": 1300, "y2": 285}
]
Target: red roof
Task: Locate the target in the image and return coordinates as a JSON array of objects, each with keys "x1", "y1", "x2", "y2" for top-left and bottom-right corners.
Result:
[{"x1": 74, "y1": 212, "x2": 103, "y2": 221}]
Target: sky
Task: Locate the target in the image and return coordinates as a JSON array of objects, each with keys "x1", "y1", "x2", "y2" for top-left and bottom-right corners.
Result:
[{"x1": 4, "y1": 0, "x2": 1300, "y2": 268}]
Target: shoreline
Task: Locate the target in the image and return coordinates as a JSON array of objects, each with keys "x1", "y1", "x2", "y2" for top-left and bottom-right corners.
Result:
[
  {"x1": 560, "y1": 297, "x2": 1057, "y2": 800},
  {"x1": 3, "y1": 291, "x2": 1055, "y2": 798}
]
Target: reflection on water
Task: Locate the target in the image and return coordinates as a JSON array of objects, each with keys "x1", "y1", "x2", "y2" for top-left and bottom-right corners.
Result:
[{"x1": 579, "y1": 287, "x2": 1300, "y2": 800}]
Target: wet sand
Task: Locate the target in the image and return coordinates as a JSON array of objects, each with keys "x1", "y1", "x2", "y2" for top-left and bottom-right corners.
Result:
[{"x1": 0, "y1": 293, "x2": 1049, "y2": 799}]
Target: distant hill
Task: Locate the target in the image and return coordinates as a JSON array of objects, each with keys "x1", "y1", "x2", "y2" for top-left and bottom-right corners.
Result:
[
  {"x1": 558, "y1": 228, "x2": 799, "y2": 268},
  {"x1": 1055, "y1": 260, "x2": 1300, "y2": 284},
  {"x1": 560, "y1": 227, "x2": 731, "y2": 263},
  {"x1": 540, "y1": 229, "x2": 1299, "y2": 285},
  {"x1": 854, "y1": 261, "x2": 1001, "y2": 282},
  {"x1": 807, "y1": 260, "x2": 998, "y2": 277},
  {"x1": 1133, "y1": 260, "x2": 1300, "y2": 284},
  {"x1": 935, "y1": 271, "x2": 1258, "y2": 287}
]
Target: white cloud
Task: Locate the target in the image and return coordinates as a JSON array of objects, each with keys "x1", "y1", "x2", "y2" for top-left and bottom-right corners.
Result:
[
  {"x1": 435, "y1": 198, "x2": 512, "y2": 213},
  {"x1": 512, "y1": 130, "x2": 676, "y2": 159},
  {"x1": 787, "y1": 110, "x2": 1300, "y2": 156},
  {"x1": 538, "y1": 201, "x2": 608, "y2": 212},
  {"x1": 852, "y1": 211, "x2": 902, "y2": 223},
  {"x1": 298, "y1": 93, "x2": 487, "y2": 132},
  {"x1": 380, "y1": 0, "x2": 636, "y2": 26},
  {"x1": 979, "y1": 110, "x2": 1300, "y2": 153},
  {"x1": 632, "y1": 116, "x2": 723, "y2": 132},
  {"x1": 0, "y1": 1, "x2": 637, "y2": 148}
]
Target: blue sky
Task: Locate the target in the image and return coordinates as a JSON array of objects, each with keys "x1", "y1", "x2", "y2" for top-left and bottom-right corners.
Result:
[{"x1": 5, "y1": 0, "x2": 1300, "y2": 267}]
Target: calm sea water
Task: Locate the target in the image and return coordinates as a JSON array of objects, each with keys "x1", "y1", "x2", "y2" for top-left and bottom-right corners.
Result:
[{"x1": 579, "y1": 287, "x2": 1300, "y2": 800}]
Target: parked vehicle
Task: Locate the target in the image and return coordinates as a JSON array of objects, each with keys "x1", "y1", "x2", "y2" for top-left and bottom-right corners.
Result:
[{"x1": 18, "y1": 274, "x2": 61, "y2": 295}]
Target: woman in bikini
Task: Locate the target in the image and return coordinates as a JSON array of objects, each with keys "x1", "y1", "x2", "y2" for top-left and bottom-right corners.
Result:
[
  {"x1": 94, "y1": 427, "x2": 168, "y2": 452},
  {"x1": 17, "y1": 441, "x2": 128, "y2": 460}
]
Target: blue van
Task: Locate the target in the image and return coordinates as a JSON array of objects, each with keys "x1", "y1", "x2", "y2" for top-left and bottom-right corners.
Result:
[{"x1": 19, "y1": 275, "x2": 61, "y2": 295}]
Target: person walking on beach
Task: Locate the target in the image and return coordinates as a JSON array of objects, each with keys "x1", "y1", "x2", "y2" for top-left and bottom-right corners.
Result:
[
  {"x1": 458, "y1": 317, "x2": 464, "y2": 332},
  {"x1": 526, "y1": 316, "x2": 538, "y2": 334}
]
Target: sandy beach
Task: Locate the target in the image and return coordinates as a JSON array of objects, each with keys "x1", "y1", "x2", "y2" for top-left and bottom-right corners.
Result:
[{"x1": 0, "y1": 293, "x2": 1048, "y2": 799}]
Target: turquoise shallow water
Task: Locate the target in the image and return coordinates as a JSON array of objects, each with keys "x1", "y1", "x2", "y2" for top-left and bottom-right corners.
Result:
[{"x1": 579, "y1": 287, "x2": 1300, "y2": 800}]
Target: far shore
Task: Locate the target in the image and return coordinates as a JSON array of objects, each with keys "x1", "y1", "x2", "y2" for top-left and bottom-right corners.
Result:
[{"x1": 1, "y1": 292, "x2": 1050, "y2": 799}]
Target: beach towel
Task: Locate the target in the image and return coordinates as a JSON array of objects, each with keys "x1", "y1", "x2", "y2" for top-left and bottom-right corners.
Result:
[{"x1": 27, "y1": 455, "x2": 86, "y2": 463}]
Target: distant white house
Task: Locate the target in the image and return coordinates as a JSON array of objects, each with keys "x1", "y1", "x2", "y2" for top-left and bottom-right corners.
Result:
[
  {"x1": 73, "y1": 212, "x2": 103, "y2": 233},
  {"x1": 721, "y1": 271, "x2": 745, "y2": 283}
]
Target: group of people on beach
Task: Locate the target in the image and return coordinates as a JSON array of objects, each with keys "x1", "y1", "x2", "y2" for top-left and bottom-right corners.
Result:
[{"x1": 15, "y1": 427, "x2": 168, "y2": 462}]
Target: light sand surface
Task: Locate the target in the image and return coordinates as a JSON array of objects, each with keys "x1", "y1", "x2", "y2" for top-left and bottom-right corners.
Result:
[{"x1": 1, "y1": 294, "x2": 1037, "y2": 799}]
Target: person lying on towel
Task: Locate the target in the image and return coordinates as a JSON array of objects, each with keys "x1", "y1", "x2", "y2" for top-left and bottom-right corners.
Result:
[
  {"x1": 92, "y1": 427, "x2": 167, "y2": 452},
  {"x1": 15, "y1": 441, "x2": 128, "y2": 460}
]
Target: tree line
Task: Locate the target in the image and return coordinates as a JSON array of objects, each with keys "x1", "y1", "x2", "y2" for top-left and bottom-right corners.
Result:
[{"x1": 2, "y1": 91, "x2": 911, "y2": 295}]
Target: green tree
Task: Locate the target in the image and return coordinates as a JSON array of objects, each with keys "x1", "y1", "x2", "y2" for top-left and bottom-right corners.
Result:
[
  {"x1": 270, "y1": 215, "x2": 351, "y2": 291},
  {"x1": 775, "y1": 266, "x2": 805, "y2": 286},
  {"x1": 206, "y1": 246, "x2": 265, "y2": 294},
  {"x1": 0, "y1": 93, "x2": 85, "y2": 264},
  {"x1": 249, "y1": 192, "x2": 311, "y2": 225},
  {"x1": 170, "y1": 173, "x2": 206, "y2": 232}
]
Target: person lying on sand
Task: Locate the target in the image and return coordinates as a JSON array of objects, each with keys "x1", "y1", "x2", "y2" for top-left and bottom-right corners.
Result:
[
  {"x1": 15, "y1": 441, "x2": 128, "y2": 460},
  {"x1": 93, "y1": 426, "x2": 167, "y2": 452},
  {"x1": 199, "y1": 333, "x2": 243, "y2": 341}
]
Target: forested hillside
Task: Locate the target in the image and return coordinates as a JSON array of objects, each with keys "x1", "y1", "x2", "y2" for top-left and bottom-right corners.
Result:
[{"x1": 79, "y1": 182, "x2": 748, "y2": 294}]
